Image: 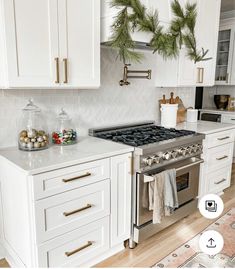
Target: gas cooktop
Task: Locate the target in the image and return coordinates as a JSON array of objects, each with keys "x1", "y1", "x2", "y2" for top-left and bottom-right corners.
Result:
[{"x1": 89, "y1": 122, "x2": 196, "y2": 147}]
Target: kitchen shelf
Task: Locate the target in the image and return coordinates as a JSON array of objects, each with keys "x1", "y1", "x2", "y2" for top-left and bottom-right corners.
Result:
[
  {"x1": 218, "y1": 51, "x2": 229, "y2": 53},
  {"x1": 216, "y1": 65, "x2": 228, "y2": 67}
]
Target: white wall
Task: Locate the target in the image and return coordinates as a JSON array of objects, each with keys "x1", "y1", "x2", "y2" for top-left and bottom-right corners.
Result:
[{"x1": 0, "y1": 48, "x2": 196, "y2": 148}]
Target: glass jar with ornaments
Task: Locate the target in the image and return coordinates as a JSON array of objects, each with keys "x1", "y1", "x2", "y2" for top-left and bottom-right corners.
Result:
[
  {"x1": 18, "y1": 99, "x2": 49, "y2": 151},
  {"x1": 52, "y1": 108, "x2": 77, "y2": 146}
]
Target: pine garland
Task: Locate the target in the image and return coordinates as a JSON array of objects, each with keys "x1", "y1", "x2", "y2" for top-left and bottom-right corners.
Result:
[{"x1": 109, "y1": 0, "x2": 211, "y2": 64}]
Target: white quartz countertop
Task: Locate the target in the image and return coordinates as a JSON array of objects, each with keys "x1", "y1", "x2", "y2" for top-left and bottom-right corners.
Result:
[
  {"x1": 0, "y1": 136, "x2": 134, "y2": 175},
  {"x1": 176, "y1": 120, "x2": 235, "y2": 134},
  {"x1": 199, "y1": 108, "x2": 235, "y2": 114}
]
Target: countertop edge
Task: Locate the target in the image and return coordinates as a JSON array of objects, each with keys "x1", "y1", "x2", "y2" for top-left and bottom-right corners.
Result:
[{"x1": 1, "y1": 147, "x2": 134, "y2": 176}]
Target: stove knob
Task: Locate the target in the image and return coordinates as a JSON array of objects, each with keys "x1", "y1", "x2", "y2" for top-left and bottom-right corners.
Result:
[
  {"x1": 186, "y1": 146, "x2": 193, "y2": 154},
  {"x1": 171, "y1": 150, "x2": 178, "y2": 159},
  {"x1": 192, "y1": 145, "x2": 198, "y2": 153},
  {"x1": 143, "y1": 157, "x2": 154, "y2": 166},
  {"x1": 162, "y1": 151, "x2": 172, "y2": 160},
  {"x1": 152, "y1": 155, "x2": 161, "y2": 164},
  {"x1": 177, "y1": 147, "x2": 187, "y2": 156},
  {"x1": 197, "y1": 144, "x2": 203, "y2": 152}
]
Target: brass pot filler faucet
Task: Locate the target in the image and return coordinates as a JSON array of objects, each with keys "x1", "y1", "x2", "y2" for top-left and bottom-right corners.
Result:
[{"x1": 119, "y1": 64, "x2": 152, "y2": 86}]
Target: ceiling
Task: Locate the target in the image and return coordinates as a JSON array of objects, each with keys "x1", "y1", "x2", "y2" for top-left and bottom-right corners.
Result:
[{"x1": 221, "y1": 0, "x2": 235, "y2": 12}]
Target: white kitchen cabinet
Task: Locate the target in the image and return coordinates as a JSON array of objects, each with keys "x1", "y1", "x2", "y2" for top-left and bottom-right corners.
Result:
[
  {"x1": 199, "y1": 129, "x2": 234, "y2": 197},
  {"x1": 0, "y1": 151, "x2": 133, "y2": 267},
  {"x1": 58, "y1": 0, "x2": 100, "y2": 88},
  {"x1": 0, "y1": 180, "x2": 4, "y2": 260},
  {"x1": 215, "y1": 19, "x2": 235, "y2": 85},
  {"x1": 195, "y1": 0, "x2": 221, "y2": 86},
  {"x1": 0, "y1": 0, "x2": 100, "y2": 89},
  {"x1": 110, "y1": 153, "x2": 132, "y2": 247},
  {"x1": 0, "y1": 0, "x2": 59, "y2": 88},
  {"x1": 156, "y1": 0, "x2": 221, "y2": 87}
]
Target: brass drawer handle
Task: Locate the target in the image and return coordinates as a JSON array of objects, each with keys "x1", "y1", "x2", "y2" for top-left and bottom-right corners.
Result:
[
  {"x1": 63, "y1": 204, "x2": 92, "y2": 217},
  {"x1": 217, "y1": 136, "x2": 230, "y2": 140},
  {"x1": 129, "y1": 156, "x2": 134, "y2": 175},
  {"x1": 62, "y1": 172, "x2": 91, "y2": 183},
  {"x1": 63, "y1": 58, "x2": 68, "y2": 84},
  {"x1": 55, "y1": 57, "x2": 60, "y2": 84},
  {"x1": 216, "y1": 155, "x2": 228, "y2": 161},
  {"x1": 215, "y1": 178, "x2": 226, "y2": 185},
  {"x1": 65, "y1": 241, "x2": 93, "y2": 257}
]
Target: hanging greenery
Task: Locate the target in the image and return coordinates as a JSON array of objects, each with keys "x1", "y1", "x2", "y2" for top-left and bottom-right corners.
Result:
[{"x1": 109, "y1": 0, "x2": 212, "y2": 64}]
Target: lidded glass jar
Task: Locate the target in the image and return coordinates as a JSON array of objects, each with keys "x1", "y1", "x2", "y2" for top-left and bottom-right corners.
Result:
[
  {"x1": 52, "y1": 108, "x2": 77, "y2": 146},
  {"x1": 18, "y1": 99, "x2": 49, "y2": 151}
]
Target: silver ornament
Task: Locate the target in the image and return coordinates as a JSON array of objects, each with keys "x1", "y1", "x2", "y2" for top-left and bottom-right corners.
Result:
[
  {"x1": 37, "y1": 136, "x2": 44, "y2": 143},
  {"x1": 28, "y1": 129, "x2": 37, "y2": 138},
  {"x1": 27, "y1": 142, "x2": 34, "y2": 149},
  {"x1": 34, "y1": 142, "x2": 41, "y2": 148}
]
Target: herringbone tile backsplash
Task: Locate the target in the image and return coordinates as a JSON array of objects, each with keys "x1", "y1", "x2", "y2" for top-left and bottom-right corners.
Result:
[{"x1": 0, "y1": 48, "x2": 195, "y2": 148}]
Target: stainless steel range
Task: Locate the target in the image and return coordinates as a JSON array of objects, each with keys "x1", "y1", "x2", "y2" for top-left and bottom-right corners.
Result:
[{"x1": 89, "y1": 121, "x2": 205, "y2": 248}]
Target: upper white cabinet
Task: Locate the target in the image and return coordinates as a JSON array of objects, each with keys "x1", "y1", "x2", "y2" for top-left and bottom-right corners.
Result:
[
  {"x1": 0, "y1": 0, "x2": 100, "y2": 89},
  {"x1": 195, "y1": 0, "x2": 221, "y2": 86},
  {"x1": 215, "y1": 18, "x2": 235, "y2": 85},
  {"x1": 155, "y1": 0, "x2": 221, "y2": 87}
]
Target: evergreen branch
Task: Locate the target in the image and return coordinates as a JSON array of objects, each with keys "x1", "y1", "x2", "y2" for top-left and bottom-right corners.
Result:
[{"x1": 109, "y1": 0, "x2": 212, "y2": 64}]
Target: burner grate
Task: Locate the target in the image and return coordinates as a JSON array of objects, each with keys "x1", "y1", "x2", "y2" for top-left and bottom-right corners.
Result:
[{"x1": 96, "y1": 125, "x2": 195, "y2": 147}]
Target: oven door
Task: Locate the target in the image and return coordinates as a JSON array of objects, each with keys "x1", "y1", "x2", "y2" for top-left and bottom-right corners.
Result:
[{"x1": 135, "y1": 157, "x2": 203, "y2": 227}]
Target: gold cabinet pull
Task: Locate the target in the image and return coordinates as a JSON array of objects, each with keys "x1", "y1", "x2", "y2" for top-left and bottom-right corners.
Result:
[
  {"x1": 55, "y1": 57, "x2": 60, "y2": 84},
  {"x1": 197, "y1": 67, "x2": 204, "y2": 83},
  {"x1": 62, "y1": 172, "x2": 91, "y2": 183},
  {"x1": 63, "y1": 204, "x2": 92, "y2": 217},
  {"x1": 217, "y1": 136, "x2": 230, "y2": 141},
  {"x1": 197, "y1": 67, "x2": 201, "y2": 83},
  {"x1": 65, "y1": 241, "x2": 93, "y2": 257},
  {"x1": 129, "y1": 156, "x2": 134, "y2": 175},
  {"x1": 201, "y1": 68, "x2": 204, "y2": 83},
  {"x1": 63, "y1": 58, "x2": 68, "y2": 84},
  {"x1": 216, "y1": 155, "x2": 228, "y2": 161},
  {"x1": 215, "y1": 178, "x2": 226, "y2": 185}
]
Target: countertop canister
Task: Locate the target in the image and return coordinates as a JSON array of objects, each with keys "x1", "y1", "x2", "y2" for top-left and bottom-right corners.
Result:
[{"x1": 160, "y1": 104, "x2": 178, "y2": 128}]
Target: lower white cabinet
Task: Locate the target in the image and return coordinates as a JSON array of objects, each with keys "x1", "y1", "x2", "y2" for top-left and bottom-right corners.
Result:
[
  {"x1": 38, "y1": 217, "x2": 110, "y2": 267},
  {"x1": 0, "y1": 152, "x2": 132, "y2": 267},
  {"x1": 199, "y1": 129, "x2": 234, "y2": 197},
  {"x1": 110, "y1": 153, "x2": 132, "y2": 247}
]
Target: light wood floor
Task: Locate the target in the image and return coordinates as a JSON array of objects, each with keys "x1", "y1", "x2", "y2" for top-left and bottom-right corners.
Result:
[{"x1": 1, "y1": 167, "x2": 235, "y2": 268}]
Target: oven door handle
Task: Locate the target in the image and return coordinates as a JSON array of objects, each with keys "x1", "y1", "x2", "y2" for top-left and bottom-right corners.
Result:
[
  {"x1": 144, "y1": 158, "x2": 204, "y2": 182},
  {"x1": 175, "y1": 158, "x2": 204, "y2": 172}
]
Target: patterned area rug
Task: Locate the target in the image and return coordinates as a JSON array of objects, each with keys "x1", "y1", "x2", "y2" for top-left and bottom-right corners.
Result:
[{"x1": 153, "y1": 208, "x2": 235, "y2": 268}]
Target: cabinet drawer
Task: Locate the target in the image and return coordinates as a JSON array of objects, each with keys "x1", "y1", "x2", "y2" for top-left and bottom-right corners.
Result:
[
  {"x1": 35, "y1": 180, "x2": 110, "y2": 243},
  {"x1": 207, "y1": 143, "x2": 233, "y2": 172},
  {"x1": 38, "y1": 217, "x2": 109, "y2": 267},
  {"x1": 33, "y1": 158, "x2": 110, "y2": 199},
  {"x1": 208, "y1": 166, "x2": 231, "y2": 194},
  {"x1": 207, "y1": 130, "x2": 234, "y2": 148},
  {"x1": 221, "y1": 114, "x2": 235, "y2": 124}
]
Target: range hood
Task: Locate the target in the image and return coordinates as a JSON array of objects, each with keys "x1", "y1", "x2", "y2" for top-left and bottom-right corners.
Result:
[{"x1": 101, "y1": 3, "x2": 153, "y2": 51}]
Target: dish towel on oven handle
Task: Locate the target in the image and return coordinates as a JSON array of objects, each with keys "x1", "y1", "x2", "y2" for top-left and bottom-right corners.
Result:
[{"x1": 144, "y1": 169, "x2": 179, "y2": 224}]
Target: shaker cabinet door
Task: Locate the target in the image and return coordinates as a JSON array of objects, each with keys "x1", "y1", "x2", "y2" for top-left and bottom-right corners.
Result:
[
  {"x1": 195, "y1": 0, "x2": 221, "y2": 86},
  {"x1": 58, "y1": 0, "x2": 100, "y2": 89},
  {"x1": 1, "y1": 0, "x2": 59, "y2": 88},
  {"x1": 110, "y1": 153, "x2": 132, "y2": 247}
]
